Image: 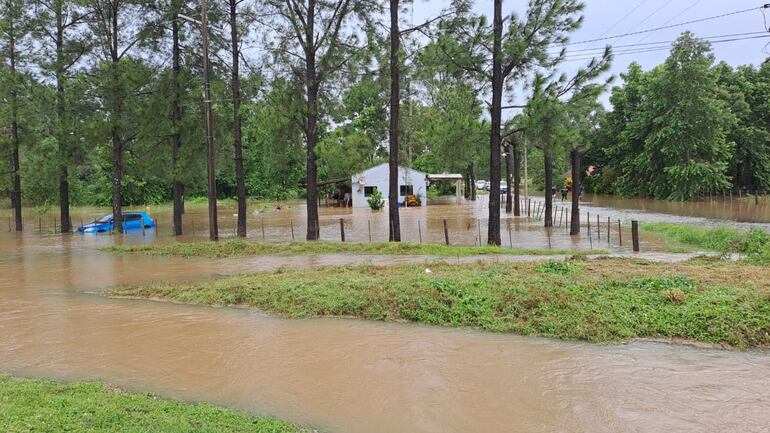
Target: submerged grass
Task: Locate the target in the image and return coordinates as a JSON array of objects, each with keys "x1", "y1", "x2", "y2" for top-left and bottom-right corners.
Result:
[
  {"x1": 110, "y1": 258, "x2": 770, "y2": 350},
  {"x1": 0, "y1": 376, "x2": 307, "y2": 433},
  {"x1": 103, "y1": 239, "x2": 604, "y2": 258},
  {"x1": 642, "y1": 222, "x2": 770, "y2": 264}
]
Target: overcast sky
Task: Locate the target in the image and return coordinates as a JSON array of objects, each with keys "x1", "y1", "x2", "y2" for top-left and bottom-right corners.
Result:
[{"x1": 412, "y1": 0, "x2": 770, "y2": 107}]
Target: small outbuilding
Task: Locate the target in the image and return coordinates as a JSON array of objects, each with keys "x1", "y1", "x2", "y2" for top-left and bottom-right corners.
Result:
[{"x1": 351, "y1": 163, "x2": 428, "y2": 208}]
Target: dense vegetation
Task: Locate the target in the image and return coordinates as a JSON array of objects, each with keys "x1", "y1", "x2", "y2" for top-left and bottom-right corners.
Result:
[
  {"x1": 588, "y1": 34, "x2": 770, "y2": 200},
  {"x1": 0, "y1": 376, "x2": 306, "y2": 433},
  {"x1": 1, "y1": 0, "x2": 768, "y2": 242},
  {"x1": 110, "y1": 258, "x2": 770, "y2": 349}
]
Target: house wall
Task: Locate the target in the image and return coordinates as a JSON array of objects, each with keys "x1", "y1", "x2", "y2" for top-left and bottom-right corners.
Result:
[{"x1": 351, "y1": 163, "x2": 428, "y2": 208}]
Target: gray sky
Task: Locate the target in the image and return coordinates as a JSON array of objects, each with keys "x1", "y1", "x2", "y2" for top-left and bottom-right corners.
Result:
[{"x1": 413, "y1": 0, "x2": 770, "y2": 106}]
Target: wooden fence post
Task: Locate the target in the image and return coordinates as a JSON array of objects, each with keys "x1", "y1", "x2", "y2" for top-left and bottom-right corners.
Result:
[
  {"x1": 339, "y1": 218, "x2": 345, "y2": 242},
  {"x1": 368, "y1": 220, "x2": 372, "y2": 242},
  {"x1": 290, "y1": 220, "x2": 295, "y2": 241},
  {"x1": 443, "y1": 219, "x2": 449, "y2": 245},
  {"x1": 587, "y1": 212, "x2": 590, "y2": 234},
  {"x1": 618, "y1": 219, "x2": 622, "y2": 246},
  {"x1": 418, "y1": 220, "x2": 422, "y2": 243},
  {"x1": 632, "y1": 220, "x2": 640, "y2": 252},
  {"x1": 596, "y1": 214, "x2": 600, "y2": 240}
]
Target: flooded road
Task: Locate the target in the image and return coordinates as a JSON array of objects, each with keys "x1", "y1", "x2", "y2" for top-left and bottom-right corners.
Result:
[{"x1": 1, "y1": 231, "x2": 770, "y2": 432}]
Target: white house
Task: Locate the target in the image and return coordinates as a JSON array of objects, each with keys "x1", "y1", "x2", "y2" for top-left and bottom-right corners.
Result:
[{"x1": 351, "y1": 163, "x2": 428, "y2": 208}]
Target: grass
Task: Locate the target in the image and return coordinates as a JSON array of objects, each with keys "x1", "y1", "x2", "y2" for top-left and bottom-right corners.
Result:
[
  {"x1": 0, "y1": 376, "x2": 307, "y2": 433},
  {"x1": 109, "y1": 258, "x2": 770, "y2": 350},
  {"x1": 103, "y1": 239, "x2": 605, "y2": 258},
  {"x1": 642, "y1": 222, "x2": 770, "y2": 264}
]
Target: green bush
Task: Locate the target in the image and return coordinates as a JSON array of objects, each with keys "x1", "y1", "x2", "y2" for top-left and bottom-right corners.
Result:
[{"x1": 367, "y1": 188, "x2": 385, "y2": 210}]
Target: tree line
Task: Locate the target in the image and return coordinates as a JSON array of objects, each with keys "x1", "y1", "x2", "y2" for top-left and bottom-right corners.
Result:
[
  {"x1": 1, "y1": 0, "x2": 767, "y2": 245},
  {"x1": 588, "y1": 32, "x2": 770, "y2": 201}
]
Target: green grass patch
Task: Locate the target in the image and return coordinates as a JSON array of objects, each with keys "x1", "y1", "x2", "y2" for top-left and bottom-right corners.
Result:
[
  {"x1": 103, "y1": 239, "x2": 604, "y2": 258},
  {"x1": 0, "y1": 376, "x2": 307, "y2": 433},
  {"x1": 642, "y1": 222, "x2": 770, "y2": 264},
  {"x1": 109, "y1": 259, "x2": 770, "y2": 349}
]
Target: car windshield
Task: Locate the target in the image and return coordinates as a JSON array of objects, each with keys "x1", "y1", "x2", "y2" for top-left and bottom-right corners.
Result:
[{"x1": 95, "y1": 214, "x2": 113, "y2": 223}]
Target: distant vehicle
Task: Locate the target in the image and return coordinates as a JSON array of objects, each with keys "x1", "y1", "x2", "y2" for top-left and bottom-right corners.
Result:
[
  {"x1": 500, "y1": 181, "x2": 508, "y2": 194},
  {"x1": 76, "y1": 211, "x2": 156, "y2": 233},
  {"x1": 475, "y1": 180, "x2": 488, "y2": 190}
]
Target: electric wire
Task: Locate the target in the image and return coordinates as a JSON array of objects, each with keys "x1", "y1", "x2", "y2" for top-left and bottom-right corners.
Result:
[{"x1": 555, "y1": 5, "x2": 764, "y2": 47}]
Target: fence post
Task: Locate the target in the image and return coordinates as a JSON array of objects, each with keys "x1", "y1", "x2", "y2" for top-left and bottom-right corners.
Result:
[
  {"x1": 339, "y1": 218, "x2": 345, "y2": 242},
  {"x1": 261, "y1": 219, "x2": 265, "y2": 241},
  {"x1": 39, "y1": 216, "x2": 42, "y2": 232},
  {"x1": 632, "y1": 220, "x2": 640, "y2": 252},
  {"x1": 443, "y1": 219, "x2": 449, "y2": 245},
  {"x1": 418, "y1": 220, "x2": 422, "y2": 243},
  {"x1": 596, "y1": 214, "x2": 600, "y2": 240},
  {"x1": 607, "y1": 216, "x2": 610, "y2": 244},
  {"x1": 290, "y1": 220, "x2": 295, "y2": 242},
  {"x1": 368, "y1": 220, "x2": 372, "y2": 242},
  {"x1": 477, "y1": 218, "x2": 482, "y2": 246},
  {"x1": 587, "y1": 212, "x2": 590, "y2": 234},
  {"x1": 618, "y1": 219, "x2": 622, "y2": 246},
  {"x1": 192, "y1": 218, "x2": 196, "y2": 236}
]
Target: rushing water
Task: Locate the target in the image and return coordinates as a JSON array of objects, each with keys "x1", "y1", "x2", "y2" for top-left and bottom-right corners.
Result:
[{"x1": 1, "y1": 199, "x2": 770, "y2": 432}]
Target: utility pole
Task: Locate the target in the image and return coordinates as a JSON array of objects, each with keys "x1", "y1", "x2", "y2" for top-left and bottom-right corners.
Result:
[{"x1": 199, "y1": 0, "x2": 218, "y2": 241}]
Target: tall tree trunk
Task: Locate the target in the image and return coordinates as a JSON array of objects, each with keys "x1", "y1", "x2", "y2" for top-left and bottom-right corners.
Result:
[
  {"x1": 171, "y1": 6, "x2": 183, "y2": 236},
  {"x1": 109, "y1": 2, "x2": 123, "y2": 233},
  {"x1": 387, "y1": 0, "x2": 401, "y2": 242},
  {"x1": 304, "y1": 0, "x2": 320, "y2": 240},
  {"x1": 513, "y1": 139, "x2": 521, "y2": 216},
  {"x1": 487, "y1": 0, "x2": 503, "y2": 245},
  {"x1": 543, "y1": 150, "x2": 553, "y2": 227},
  {"x1": 55, "y1": 0, "x2": 71, "y2": 233},
  {"x1": 464, "y1": 165, "x2": 471, "y2": 200},
  {"x1": 467, "y1": 162, "x2": 476, "y2": 200},
  {"x1": 570, "y1": 148, "x2": 581, "y2": 235},
  {"x1": 8, "y1": 18, "x2": 22, "y2": 231},
  {"x1": 200, "y1": 0, "x2": 218, "y2": 240},
  {"x1": 505, "y1": 143, "x2": 513, "y2": 214},
  {"x1": 230, "y1": 0, "x2": 246, "y2": 237}
]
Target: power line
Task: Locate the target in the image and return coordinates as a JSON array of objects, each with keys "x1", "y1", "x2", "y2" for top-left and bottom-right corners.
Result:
[
  {"x1": 553, "y1": 31, "x2": 768, "y2": 55},
  {"x1": 636, "y1": 0, "x2": 703, "y2": 43},
  {"x1": 562, "y1": 34, "x2": 770, "y2": 63},
  {"x1": 595, "y1": 0, "x2": 651, "y2": 39},
  {"x1": 624, "y1": 0, "x2": 674, "y2": 35},
  {"x1": 557, "y1": 5, "x2": 765, "y2": 47}
]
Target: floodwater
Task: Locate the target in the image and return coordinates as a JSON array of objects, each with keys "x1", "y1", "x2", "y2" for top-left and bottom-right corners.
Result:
[
  {"x1": 1, "y1": 230, "x2": 770, "y2": 432},
  {"x1": 0, "y1": 228, "x2": 770, "y2": 433}
]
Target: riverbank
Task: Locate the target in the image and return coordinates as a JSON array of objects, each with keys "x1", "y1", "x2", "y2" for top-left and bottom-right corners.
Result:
[
  {"x1": 109, "y1": 258, "x2": 770, "y2": 350},
  {"x1": 0, "y1": 376, "x2": 308, "y2": 433},
  {"x1": 104, "y1": 240, "x2": 605, "y2": 258}
]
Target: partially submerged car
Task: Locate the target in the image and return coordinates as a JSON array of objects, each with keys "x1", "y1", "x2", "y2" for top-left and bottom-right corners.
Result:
[{"x1": 76, "y1": 211, "x2": 156, "y2": 233}]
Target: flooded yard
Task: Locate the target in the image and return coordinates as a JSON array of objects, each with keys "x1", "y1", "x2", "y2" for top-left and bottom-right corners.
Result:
[{"x1": 1, "y1": 196, "x2": 770, "y2": 432}]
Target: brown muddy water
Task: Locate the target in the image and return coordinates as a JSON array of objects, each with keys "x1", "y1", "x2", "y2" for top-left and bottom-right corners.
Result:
[{"x1": 1, "y1": 231, "x2": 770, "y2": 433}]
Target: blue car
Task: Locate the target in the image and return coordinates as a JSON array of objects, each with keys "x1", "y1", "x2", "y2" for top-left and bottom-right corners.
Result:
[{"x1": 77, "y1": 211, "x2": 156, "y2": 233}]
